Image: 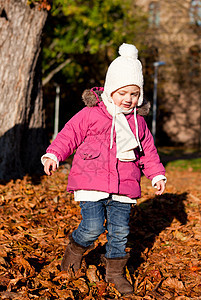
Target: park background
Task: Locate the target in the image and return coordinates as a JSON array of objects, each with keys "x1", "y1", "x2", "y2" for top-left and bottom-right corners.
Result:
[
  {"x1": 0, "y1": 0, "x2": 201, "y2": 180},
  {"x1": 0, "y1": 0, "x2": 201, "y2": 299}
]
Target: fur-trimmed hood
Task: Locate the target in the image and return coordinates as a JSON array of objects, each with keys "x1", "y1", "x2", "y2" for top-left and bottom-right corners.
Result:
[{"x1": 82, "y1": 87, "x2": 150, "y2": 116}]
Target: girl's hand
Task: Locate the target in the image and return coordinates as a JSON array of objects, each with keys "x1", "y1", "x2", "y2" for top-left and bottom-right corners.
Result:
[
  {"x1": 44, "y1": 158, "x2": 57, "y2": 176},
  {"x1": 155, "y1": 180, "x2": 166, "y2": 195}
]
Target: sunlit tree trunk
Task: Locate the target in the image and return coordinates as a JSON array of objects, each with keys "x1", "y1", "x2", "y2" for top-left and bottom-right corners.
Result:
[{"x1": 0, "y1": 0, "x2": 48, "y2": 180}]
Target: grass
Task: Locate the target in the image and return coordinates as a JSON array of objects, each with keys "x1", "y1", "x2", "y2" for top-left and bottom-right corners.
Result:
[
  {"x1": 158, "y1": 147, "x2": 201, "y2": 172},
  {"x1": 166, "y1": 157, "x2": 201, "y2": 171}
]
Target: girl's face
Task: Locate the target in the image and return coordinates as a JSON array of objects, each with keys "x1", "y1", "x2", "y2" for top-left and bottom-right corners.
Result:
[{"x1": 111, "y1": 85, "x2": 140, "y2": 110}]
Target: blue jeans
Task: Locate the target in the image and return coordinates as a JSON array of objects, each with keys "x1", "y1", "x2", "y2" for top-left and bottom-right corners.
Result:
[{"x1": 72, "y1": 197, "x2": 131, "y2": 258}]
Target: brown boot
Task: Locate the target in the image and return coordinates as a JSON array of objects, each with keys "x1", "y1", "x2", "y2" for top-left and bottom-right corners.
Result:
[
  {"x1": 104, "y1": 254, "x2": 133, "y2": 295},
  {"x1": 61, "y1": 234, "x2": 92, "y2": 273}
]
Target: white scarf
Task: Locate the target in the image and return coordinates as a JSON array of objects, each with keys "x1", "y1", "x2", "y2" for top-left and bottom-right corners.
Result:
[{"x1": 102, "y1": 92, "x2": 142, "y2": 161}]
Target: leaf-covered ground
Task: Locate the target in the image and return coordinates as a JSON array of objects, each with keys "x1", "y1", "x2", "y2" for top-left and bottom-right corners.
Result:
[{"x1": 0, "y1": 158, "x2": 201, "y2": 299}]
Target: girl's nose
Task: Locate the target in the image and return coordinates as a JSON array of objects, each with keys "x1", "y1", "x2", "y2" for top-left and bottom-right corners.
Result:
[{"x1": 125, "y1": 94, "x2": 132, "y2": 103}]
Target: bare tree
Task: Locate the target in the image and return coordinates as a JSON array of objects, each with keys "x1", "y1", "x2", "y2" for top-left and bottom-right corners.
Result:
[{"x1": 0, "y1": 0, "x2": 48, "y2": 180}]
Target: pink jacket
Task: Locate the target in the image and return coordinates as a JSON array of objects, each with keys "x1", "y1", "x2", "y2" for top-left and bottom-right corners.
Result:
[{"x1": 46, "y1": 88, "x2": 165, "y2": 199}]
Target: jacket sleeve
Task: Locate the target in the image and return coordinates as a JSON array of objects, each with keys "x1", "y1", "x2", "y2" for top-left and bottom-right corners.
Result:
[
  {"x1": 139, "y1": 117, "x2": 165, "y2": 180},
  {"x1": 46, "y1": 107, "x2": 90, "y2": 162}
]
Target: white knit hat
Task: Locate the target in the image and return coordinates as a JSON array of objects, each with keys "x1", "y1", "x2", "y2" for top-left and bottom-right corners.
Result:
[{"x1": 103, "y1": 43, "x2": 144, "y2": 106}]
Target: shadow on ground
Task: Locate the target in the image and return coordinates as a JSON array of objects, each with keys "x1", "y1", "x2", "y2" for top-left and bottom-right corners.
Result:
[{"x1": 127, "y1": 192, "x2": 188, "y2": 271}]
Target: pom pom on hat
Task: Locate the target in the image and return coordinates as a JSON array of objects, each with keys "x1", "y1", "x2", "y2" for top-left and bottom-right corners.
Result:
[
  {"x1": 119, "y1": 43, "x2": 138, "y2": 60},
  {"x1": 103, "y1": 43, "x2": 144, "y2": 106}
]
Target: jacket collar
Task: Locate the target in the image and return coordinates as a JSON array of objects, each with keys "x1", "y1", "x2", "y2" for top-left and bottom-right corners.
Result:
[{"x1": 82, "y1": 87, "x2": 150, "y2": 116}]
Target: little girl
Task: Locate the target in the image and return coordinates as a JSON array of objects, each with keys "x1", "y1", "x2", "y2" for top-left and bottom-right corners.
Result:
[{"x1": 42, "y1": 43, "x2": 166, "y2": 295}]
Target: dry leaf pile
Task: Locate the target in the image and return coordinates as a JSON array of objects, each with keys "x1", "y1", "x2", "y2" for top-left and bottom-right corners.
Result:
[{"x1": 0, "y1": 163, "x2": 201, "y2": 299}]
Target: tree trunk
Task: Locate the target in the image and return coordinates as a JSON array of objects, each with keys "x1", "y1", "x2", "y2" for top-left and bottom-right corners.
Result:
[{"x1": 0, "y1": 0, "x2": 48, "y2": 181}]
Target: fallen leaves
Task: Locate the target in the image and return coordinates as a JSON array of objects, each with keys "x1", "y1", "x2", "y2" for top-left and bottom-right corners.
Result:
[
  {"x1": 162, "y1": 277, "x2": 185, "y2": 291},
  {"x1": 0, "y1": 164, "x2": 201, "y2": 299}
]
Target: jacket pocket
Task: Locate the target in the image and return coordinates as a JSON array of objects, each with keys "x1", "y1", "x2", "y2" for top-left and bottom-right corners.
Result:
[
  {"x1": 74, "y1": 140, "x2": 105, "y2": 171},
  {"x1": 78, "y1": 146, "x2": 101, "y2": 160}
]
